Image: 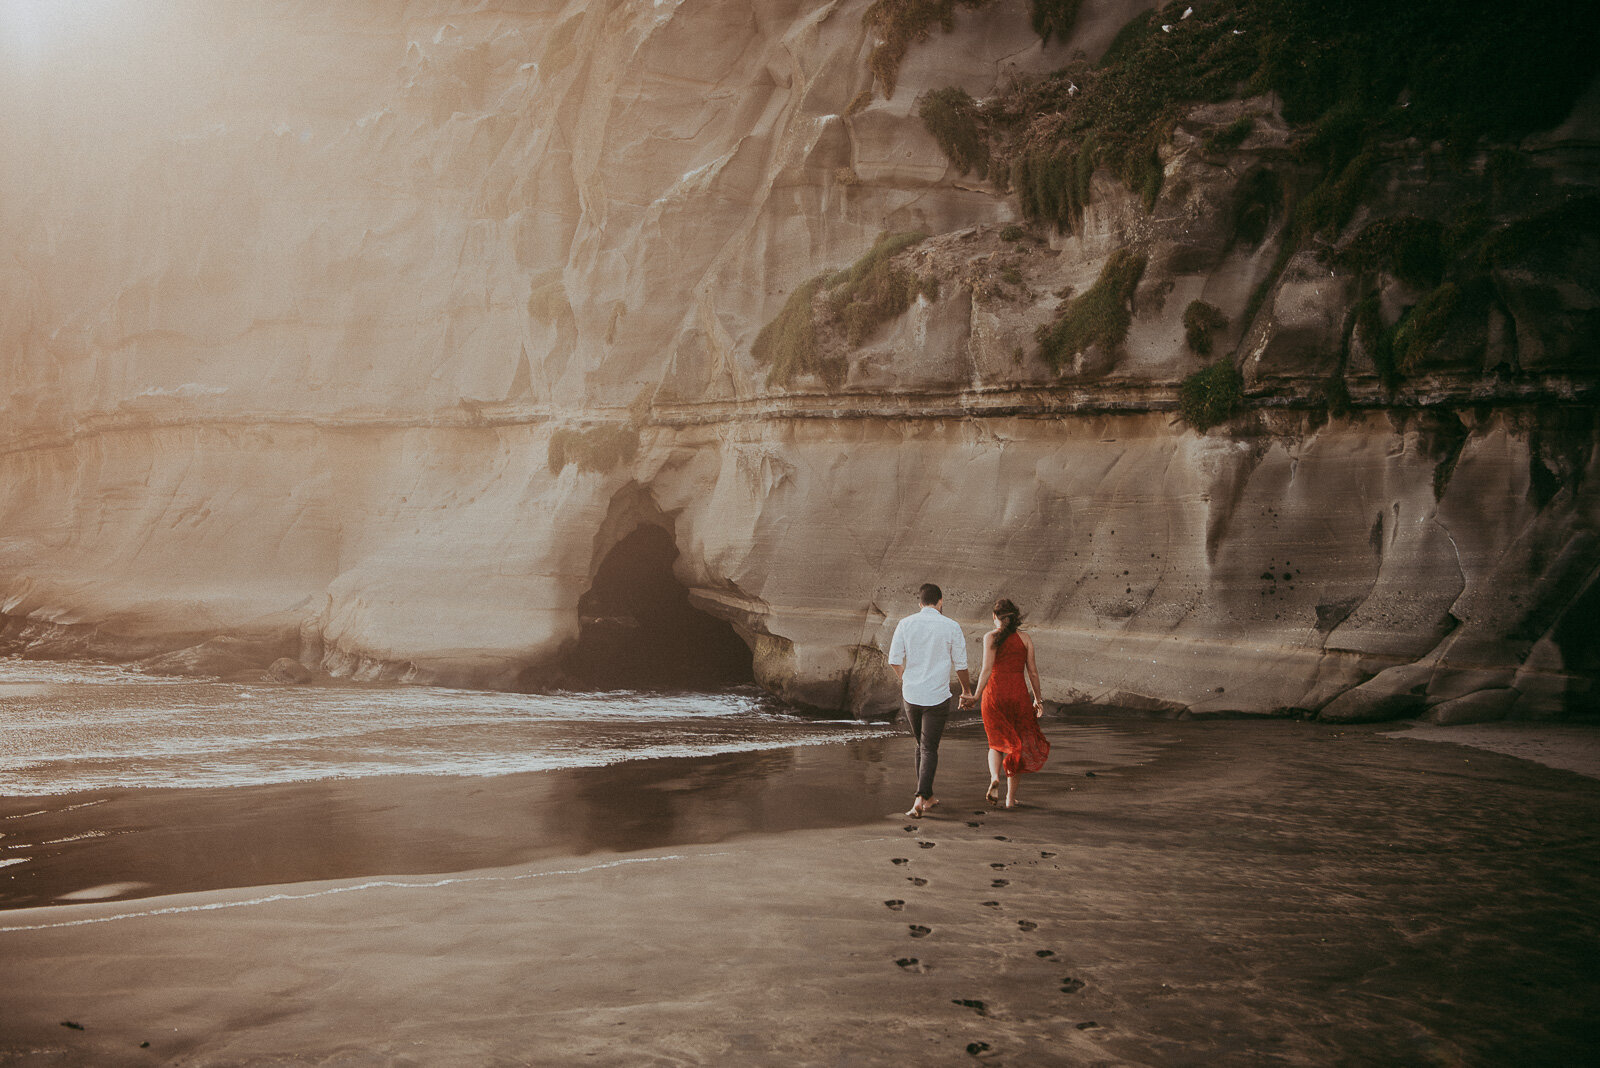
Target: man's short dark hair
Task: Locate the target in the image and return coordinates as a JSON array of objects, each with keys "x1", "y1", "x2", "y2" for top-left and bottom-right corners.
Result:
[{"x1": 918, "y1": 583, "x2": 942, "y2": 606}]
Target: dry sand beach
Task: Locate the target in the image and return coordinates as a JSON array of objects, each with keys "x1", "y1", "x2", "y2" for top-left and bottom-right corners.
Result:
[{"x1": 2, "y1": 717, "x2": 1598, "y2": 1066}]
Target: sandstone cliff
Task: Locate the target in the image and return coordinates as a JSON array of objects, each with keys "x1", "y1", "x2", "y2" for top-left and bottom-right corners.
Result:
[{"x1": 0, "y1": 0, "x2": 1595, "y2": 722}]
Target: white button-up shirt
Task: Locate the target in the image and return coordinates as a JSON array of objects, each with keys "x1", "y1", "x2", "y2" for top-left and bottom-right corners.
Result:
[{"x1": 888, "y1": 606, "x2": 969, "y2": 706}]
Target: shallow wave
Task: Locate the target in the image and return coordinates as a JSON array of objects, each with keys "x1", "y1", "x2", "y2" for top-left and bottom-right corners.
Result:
[
  {"x1": 0, "y1": 729, "x2": 897, "y2": 795},
  {"x1": 0, "y1": 659, "x2": 195, "y2": 686},
  {"x1": 0, "y1": 658, "x2": 896, "y2": 795}
]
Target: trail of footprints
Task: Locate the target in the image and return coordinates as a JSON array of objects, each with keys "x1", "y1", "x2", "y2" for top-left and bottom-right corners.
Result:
[{"x1": 891, "y1": 807, "x2": 1094, "y2": 1055}]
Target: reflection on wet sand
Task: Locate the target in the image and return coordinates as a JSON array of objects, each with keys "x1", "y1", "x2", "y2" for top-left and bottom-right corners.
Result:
[{"x1": 0, "y1": 733, "x2": 921, "y2": 909}]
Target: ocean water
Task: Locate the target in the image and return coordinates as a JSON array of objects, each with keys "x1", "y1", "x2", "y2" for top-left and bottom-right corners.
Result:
[{"x1": 0, "y1": 657, "x2": 897, "y2": 797}]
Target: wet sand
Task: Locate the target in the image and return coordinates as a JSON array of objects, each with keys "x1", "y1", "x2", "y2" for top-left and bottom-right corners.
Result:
[
  {"x1": 0, "y1": 737, "x2": 916, "y2": 911},
  {"x1": 1385, "y1": 720, "x2": 1600, "y2": 780},
  {"x1": 2, "y1": 718, "x2": 1598, "y2": 1065}
]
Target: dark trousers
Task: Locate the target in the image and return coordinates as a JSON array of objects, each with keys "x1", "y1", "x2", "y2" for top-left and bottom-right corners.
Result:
[{"x1": 902, "y1": 698, "x2": 951, "y2": 800}]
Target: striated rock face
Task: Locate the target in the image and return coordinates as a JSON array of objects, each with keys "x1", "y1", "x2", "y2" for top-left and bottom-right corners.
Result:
[{"x1": 0, "y1": 0, "x2": 1596, "y2": 721}]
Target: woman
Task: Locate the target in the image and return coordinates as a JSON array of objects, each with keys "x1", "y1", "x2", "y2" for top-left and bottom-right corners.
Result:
[{"x1": 972, "y1": 598, "x2": 1049, "y2": 809}]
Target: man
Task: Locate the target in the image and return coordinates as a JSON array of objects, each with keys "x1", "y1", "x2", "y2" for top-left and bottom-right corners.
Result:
[{"x1": 887, "y1": 582, "x2": 973, "y2": 819}]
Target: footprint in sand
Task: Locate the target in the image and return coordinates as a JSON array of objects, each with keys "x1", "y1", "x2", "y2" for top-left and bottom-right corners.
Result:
[
  {"x1": 966, "y1": 821, "x2": 983, "y2": 828},
  {"x1": 1036, "y1": 949, "x2": 1056, "y2": 958},
  {"x1": 1017, "y1": 920, "x2": 1038, "y2": 931},
  {"x1": 896, "y1": 957, "x2": 928, "y2": 973},
  {"x1": 982, "y1": 900, "x2": 1000, "y2": 908},
  {"x1": 892, "y1": 858, "x2": 910, "y2": 865},
  {"x1": 952, "y1": 998, "x2": 988, "y2": 1017},
  {"x1": 918, "y1": 841, "x2": 937, "y2": 849},
  {"x1": 993, "y1": 835, "x2": 1009, "y2": 841},
  {"x1": 1040, "y1": 851, "x2": 1057, "y2": 858},
  {"x1": 989, "y1": 862, "x2": 1008, "y2": 870},
  {"x1": 966, "y1": 1041, "x2": 991, "y2": 1055},
  {"x1": 991, "y1": 879, "x2": 1009, "y2": 888},
  {"x1": 907, "y1": 876, "x2": 928, "y2": 886},
  {"x1": 909, "y1": 925, "x2": 932, "y2": 938},
  {"x1": 904, "y1": 825, "x2": 918, "y2": 832},
  {"x1": 884, "y1": 900, "x2": 905, "y2": 911},
  {"x1": 1075, "y1": 1020, "x2": 1099, "y2": 1029},
  {"x1": 972, "y1": 810, "x2": 987, "y2": 816},
  {"x1": 1060, "y1": 977, "x2": 1085, "y2": 993}
]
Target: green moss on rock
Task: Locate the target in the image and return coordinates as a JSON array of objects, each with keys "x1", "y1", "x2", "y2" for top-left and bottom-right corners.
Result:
[
  {"x1": 753, "y1": 232, "x2": 933, "y2": 387},
  {"x1": 1178, "y1": 359, "x2": 1244, "y2": 431},
  {"x1": 826, "y1": 231, "x2": 930, "y2": 347},
  {"x1": 1035, "y1": 249, "x2": 1146, "y2": 371},
  {"x1": 918, "y1": 87, "x2": 989, "y2": 178},
  {"x1": 1479, "y1": 194, "x2": 1600, "y2": 268},
  {"x1": 1292, "y1": 147, "x2": 1375, "y2": 240},
  {"x1": 863, "y1": 0, "x2": 991, "y2": 99},
  {"x1": 752, "y1": 277, "x2": 826, "y2": 387},
  {"x1": 1339, "y1": 216, "x2": 1446, "y2": 289},
  {"x1": 1202, "y1": 116, "x2": 1254, "y2": 156},
  {"x1": 1183, "y1": 300, "x2": 1230, "y2": 357},
  {"x1": 1391, "y1": 283, "x2": 1460, "y2": 373}
]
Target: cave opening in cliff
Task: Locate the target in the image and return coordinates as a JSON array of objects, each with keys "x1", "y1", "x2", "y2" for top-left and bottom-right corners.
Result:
[{"x1": 567, "y1": 523, "x2": 754, "y2": 690}]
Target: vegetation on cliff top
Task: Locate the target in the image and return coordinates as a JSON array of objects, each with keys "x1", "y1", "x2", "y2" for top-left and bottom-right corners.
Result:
[
  {"x1": 953, "y1": 0, "x2": 1593, "y2": 239},
  {"x1": 753, "y1": 232, "x2": 934, "y2": 387},
  {"x1": 824, "y1": 1, "x2": 1595, "y2": 421},
  {"x1": 887, "y1": 0, "x2": 1594, "y2": 421}
]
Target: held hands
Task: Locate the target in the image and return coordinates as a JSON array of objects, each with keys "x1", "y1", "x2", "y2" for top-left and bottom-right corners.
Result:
[{"x1": 958, "y1": 692, "x2": 978, "y2": 710}]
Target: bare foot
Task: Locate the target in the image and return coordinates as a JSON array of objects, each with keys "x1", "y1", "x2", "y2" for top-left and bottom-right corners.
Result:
[{"x1": 984, "y1": 780, "x2": 1000, "y2": 805}]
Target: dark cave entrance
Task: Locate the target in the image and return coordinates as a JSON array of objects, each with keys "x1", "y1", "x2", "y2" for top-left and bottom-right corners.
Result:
[{"x1": 566, "y1": 524, "x2": 754, "y2": 690}]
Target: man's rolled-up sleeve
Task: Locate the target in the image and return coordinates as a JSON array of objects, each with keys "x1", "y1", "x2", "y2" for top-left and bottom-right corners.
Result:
[{"x1": 949, "y1": 624, "x2": 968, "y2": 671}]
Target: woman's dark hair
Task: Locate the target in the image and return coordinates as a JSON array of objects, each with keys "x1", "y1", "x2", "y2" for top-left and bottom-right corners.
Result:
[{"x1": 991, "y1": 598, "x2": 1022, "y2": 649}]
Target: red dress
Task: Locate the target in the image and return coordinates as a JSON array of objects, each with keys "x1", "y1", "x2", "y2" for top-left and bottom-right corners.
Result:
[{"x1": 980, "y1": 634, "x2": 1050, "y2": 775}]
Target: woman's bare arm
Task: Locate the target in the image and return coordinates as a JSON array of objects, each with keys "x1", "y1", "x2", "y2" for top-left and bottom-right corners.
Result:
[
  {"x1": 971, "y1": 631, "x2": 998, "y2": 704},
  {"x1": 1022, "y1": 632, "x2": 1044, "y2": 716}
]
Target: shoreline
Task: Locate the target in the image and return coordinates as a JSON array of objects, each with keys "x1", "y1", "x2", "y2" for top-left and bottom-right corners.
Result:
[
  {"x1": 1, "y1": 718, "x2": 1598, "y2": 1064},
  {"x1": 0, "y1": 734, "x2": 905, "y2": 911},
  {"x1": 1383, "y1": 719, "x2": 1600, "y2": 779},
  {"x1": 0, "y1": 720, "x2": 1153, "y2": 912},
  {"x1": 5, "y1": 715, "x2": 1598, "y2": 911}
]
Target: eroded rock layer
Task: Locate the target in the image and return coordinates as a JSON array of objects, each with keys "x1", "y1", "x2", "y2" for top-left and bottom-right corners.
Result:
[{"x1": 0, "y1": 0, "x2": 1595, "y2": 720}]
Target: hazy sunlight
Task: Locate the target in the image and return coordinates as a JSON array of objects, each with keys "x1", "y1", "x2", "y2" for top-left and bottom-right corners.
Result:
[{"x1": 0, "y1": 0, "x2": 132, "y2": 66}]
